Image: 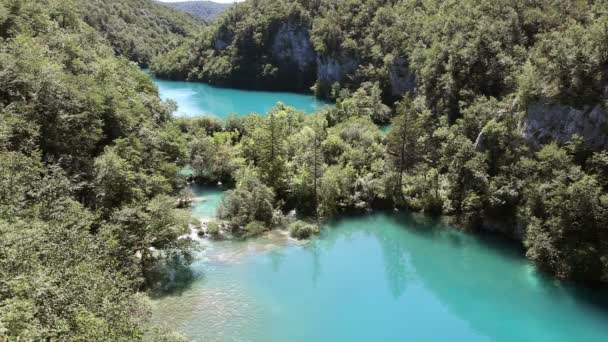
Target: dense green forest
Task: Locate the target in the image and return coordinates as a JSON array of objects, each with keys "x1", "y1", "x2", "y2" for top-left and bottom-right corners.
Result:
[
  {"x1": 0, "y1": 0, "x2": 193, "y2": 339},
  {"x1": 154, "y1": 0, "x2": 608, "y2": 284},
  {"x1": 82, "y1": 0, "x2": 203, "y2": 66},
  {"x1": 1, "y1": 0, "x2": 608, "y2": 340},
  {"x1": 159, "y1": 1, "x2": 230, "y2": 21},
  {"x1": 152, "y1": 0, "x2": 608, "y2": 106}
]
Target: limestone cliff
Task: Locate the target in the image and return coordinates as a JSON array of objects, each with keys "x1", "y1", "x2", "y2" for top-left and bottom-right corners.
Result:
[
  {"x1": 520, "y1": 100, "x2": 608, "y2": 148},
  {"x1": 270, "y1": 22, "x2": 317, "y2": 89},
  {"x1": 317, "y1": 55, "x2": 359, "y2": 87},
  {"x1": 388, "y1": 57, "x2": 416, "y2": 97},
  {"x1": 271, "y1": 22, "x2": 316, "y2": 72}
]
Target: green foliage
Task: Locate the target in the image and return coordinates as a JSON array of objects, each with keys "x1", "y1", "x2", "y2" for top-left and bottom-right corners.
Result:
[
  {"x1": 103, "y1": 195, "x2": 193, "y2": 283},
  {"x1": 217, "y1": 167, "x2": 276, "y2": 230},
  {"x1": 81, "y1": 0, "x2": 204, "y2": 66},
  {"x1": 329, "y1": 82, "x2": 391, "y2": 124},
  {"x1": 160, "y1": 1, "x2": 229, "y2": 21},
  {"x1": 288, "y1": 114, "x2": 327, "y2": 216},
  {"x1": 152, "y1": 0, "x2": 316, "y2": 90},
  {"x1": 0, "y1": 152, "x2": 146, "y2": 339},
  {"x1": 517, "y1": 7, "x2": 608, "y2": 107},
  {"x1": 190, "y1": 131, "x2": 241, "y2": 183},
  {"x1": 158, "y1": 0, "x2": 607, "y2": 112},
  {"x1": 289, "y1": 220, "x2": 320, "y2": 240},
  {"x1": 244, "y1": 220, "x2": 269, "y2": 238},
  {"x1": 0, "y1": 1, "x2": 196, "y2": 338},
  {"x1": 0, "y1": 218, "x2": 146, "y2": 340},
  {"x1": 206, "y1": 221, "x2": 221, "y2": 237},
  {"x1": 386, "y1": 96, "x2": 427, "y2": 203},
  {"x1": 3, "y1": 5, "x2": 608, "y2": 340},
  {"x1": 125, "y1": 0, "x2": 608, "y2": 288},
  {"x1": 523, "y1": 145, "x2": 608, "y2": 282}
]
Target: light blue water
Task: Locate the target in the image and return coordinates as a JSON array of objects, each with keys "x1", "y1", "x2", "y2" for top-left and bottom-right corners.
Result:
[
  {"x1": 151, "y1": 213, "x2": 608, "y2": 341},
  {"x1": 190, "y1": 184, "x2": 224, "y2": 219},
  {"x1": 149, "y1": 74, "x2": 330, "y2": 118}
]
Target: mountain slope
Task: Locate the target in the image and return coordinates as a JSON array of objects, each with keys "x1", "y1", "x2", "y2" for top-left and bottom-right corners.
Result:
[
  {"x1": 81, "y1": 0, "x2": 204, "y2": 66},
  {"x1": 1, "y1": 0, "x2": 193, "y2": 339},
  {"x1": 158, "y1": 1, "x2": 230, "y2": 21}
]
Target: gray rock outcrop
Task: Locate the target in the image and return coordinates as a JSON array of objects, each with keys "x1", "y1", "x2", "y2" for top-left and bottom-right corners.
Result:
[
  {"x1": 388, "y1": 57, "x2": 416, "y2": 97},
  {"x1": 271, "y1": 22, "x2": 317, "y2": 72},
  {"x1": 317, "y1": 55, "x2": 359, "y2": 86},
  {"x1": 520, "y1": 100, "x2": 608, "y2": 148}
]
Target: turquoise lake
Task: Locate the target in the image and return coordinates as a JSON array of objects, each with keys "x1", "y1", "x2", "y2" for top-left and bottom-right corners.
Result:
[
  {"x1": 151, "y1": 76, "x2": 608, "y2": 341},
  {"x1": 151, "y1": 210, "x2": 608, "y2": 341},
  {"x1": 149, "y1": 74, "x2": 330, "y2": 118},
  {"x1": 190, "y1": 184, "x2": 224, "y2": 219}
]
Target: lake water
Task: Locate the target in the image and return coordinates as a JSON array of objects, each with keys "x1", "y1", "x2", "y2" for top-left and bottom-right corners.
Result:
[
  {"x1": 151, "y1": 210, "x2": 608, "y2": 341},
  {"x1": 190, "y1": 184, "x2": 224, "y2": 219},
  {"x1": 149, "y1": 74, "x2": 330, "y2": 118},
  {"x1": 156, "y1": 79, "x2": 608, "y2": 341}
]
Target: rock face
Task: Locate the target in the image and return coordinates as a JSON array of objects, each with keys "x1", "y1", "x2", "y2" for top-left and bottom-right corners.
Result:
[
  {"x1": 388, "y1": 57, "x2": 416, "y2": 97},
  {"x1": 269, "y1": 21, "x2": 317, "y2": 90},
  {"x1": 317, "y1": 55, "x2": 359, "y2": 86},
  {"x1": 271, "y1": 22, "x2": 317, "y2": 73},
  {"x1": 520, "y1": 101, "x2": 608, "y2": 148},
  {"x1": 213, "y1": 26, "x2": 233, "y2": 50}
]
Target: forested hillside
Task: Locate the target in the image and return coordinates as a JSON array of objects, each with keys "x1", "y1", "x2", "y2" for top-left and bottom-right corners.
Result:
[
  {"x1": 0, "y1": 0, "x2": 192, "y2": 339},
  {"x1": 153, "y1": 0, "x2": 608, "y2": 108},
  {"x1": 152, "y1": 0, "x2": 608, "y2": 284},
  {"x1": 1, "y1": 1, "x2": 608, "y2": 340},
  {"x1": 82, "y1": 0, "x2": 203, "y2": 66},
  {"x1": 158, "y1": 1, "x2": 230, "y2": 21}
]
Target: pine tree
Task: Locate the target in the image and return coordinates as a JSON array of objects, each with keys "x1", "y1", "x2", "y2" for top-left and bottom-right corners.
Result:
[{"x1": 386, "y1": 96, "x2": 423, "y2": 201}]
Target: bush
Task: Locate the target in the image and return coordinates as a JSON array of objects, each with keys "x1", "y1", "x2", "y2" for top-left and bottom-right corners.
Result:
[
  {"x1": 289, "y1": 221, "x2": 320, "y2": 240},
  {"x1": 217, "y1": 167, "x2": 275, "y2": 229},
  {"x1": 206, "y1": 221, "x2": 220, "y2": 237},
  {"x1": 243, "y1": 221, "x2": 268, "y2": 238}
]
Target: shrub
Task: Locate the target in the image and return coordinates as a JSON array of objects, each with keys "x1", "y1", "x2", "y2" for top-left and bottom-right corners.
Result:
[
  {"x1": 289, "y1": 221, "x2": 320, "y2": 240},
  {"x1": 243, "y1": 221, "x2": 268, "y2": 238},
  {"x1": 206, "y1": 221, "x2": 220, "y2": 238}
]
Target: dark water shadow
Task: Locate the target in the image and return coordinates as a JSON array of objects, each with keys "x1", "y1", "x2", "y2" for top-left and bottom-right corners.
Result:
[
  {"x1": 387, "y1": 211, "x2": 608, "y2": 338},
  {"x1": 391, "y1": 211, "x2": 528, "y2": 264},
  {"x1": 326, "y1": 210, "x2": 608, "y2": 315},
  {"x1": 564, "y1": 284, "x2": 608, "y2": 313},
  {"x1": 148, "y1": 255, "x2": 204, "y2": 299}
]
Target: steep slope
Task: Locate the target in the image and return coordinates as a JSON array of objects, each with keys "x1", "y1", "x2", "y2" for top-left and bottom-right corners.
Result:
[
  {"x1": 153, "y1": 0, "x2": 608, "y2": 147},
  {"x1": 0, "y1": 0, "x2": 192, "y2": 339},
  {"x1": 158, "y1": 1, "x2": 230, "y2": 21},
  {"x1": 152, "y1": 0, "x2": 318, "y2": 90},
  {"x1": 81, "y1": 0, "x2": 204, "y2": 66}
]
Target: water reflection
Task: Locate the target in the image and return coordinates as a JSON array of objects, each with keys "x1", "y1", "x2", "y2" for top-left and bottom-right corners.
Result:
[
  {"x1": 151, "y1": 213, "x2": 608, "y2": 342},
  {"x1": 148, "y1": 255, "x2": 201, "y2": 299}
]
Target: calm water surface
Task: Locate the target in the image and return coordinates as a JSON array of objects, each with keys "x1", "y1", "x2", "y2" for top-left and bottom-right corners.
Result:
[
  {"x1": 156, "y1": 76, "x2": 608, "y2": 342},
  {"x1": 190, "y1": 184, "x2": 224, "y2": 219},
  {"x1": 149, "y1": 74, "x2": 330, "y2": 118},
  {"x1": 151, "y1": 211, "x2": 608, "y2": 341}
]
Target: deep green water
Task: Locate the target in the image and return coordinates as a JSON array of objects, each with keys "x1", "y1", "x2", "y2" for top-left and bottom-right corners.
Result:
[
  {"x1": 149, "y1": 74, "x2": 330, "y2": 118},
  {"x1": 152, "y1": 210, "x2": 608, "y2": 341}
]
